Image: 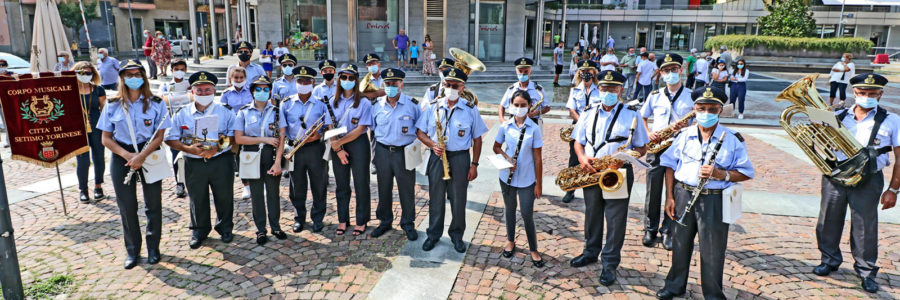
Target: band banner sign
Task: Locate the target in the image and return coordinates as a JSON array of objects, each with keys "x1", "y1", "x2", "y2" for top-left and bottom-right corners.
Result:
[{"x1": 0, "y1": 72, "x2": 88, "y2": 167}]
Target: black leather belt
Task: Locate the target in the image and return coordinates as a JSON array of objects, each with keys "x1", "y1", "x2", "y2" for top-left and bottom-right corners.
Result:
[
  {"x1": 377, "y1": 142, "x2": 407, "y2": 153},
  {"x1": 288, "y1": 139, "x2": 321, "y2": 148},
  {"x1": 678, "y1": 181, "x2": 722, "y2": 195}
]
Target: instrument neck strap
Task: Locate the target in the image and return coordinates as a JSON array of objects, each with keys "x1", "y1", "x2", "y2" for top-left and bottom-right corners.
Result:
[
  {"x1": 583, "y1": 88, "x2": 592, "y2": 110},
  {"x1": 507, "y1": 123, "x2": 529, "y2": 185},
  {"x1": 439, "y1": 104, "x2": 459, "y2": 137},
  {"x1": 590, "y1": 103, "x2": 623, "y2": 153},
  {"x1": 663, "y1": 85, "x2": 684, "y2": 105},
  {"x1": 838, "y1": 106, "x2": 888, "y2": 146}
]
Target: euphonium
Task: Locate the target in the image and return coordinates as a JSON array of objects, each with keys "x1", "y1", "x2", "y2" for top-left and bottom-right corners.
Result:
[
  {"x1": 449, "y1": 48, "x2": 486, "y2": 106},
  {"x1": 555, "y1": 117, "x2": 641, "y2": 192},
  {"x1": 559, "y1": 125, "x2": 575, "y2": 142},
  {"x1": 775, "y1": 74, "x2": 866, "y2": 186},
  {"x1": 646, "y1": 111, "x2": 695, "y2": 154},
  {"x1": 358, "y1": 72, "x2": 381, "y2": 94}
]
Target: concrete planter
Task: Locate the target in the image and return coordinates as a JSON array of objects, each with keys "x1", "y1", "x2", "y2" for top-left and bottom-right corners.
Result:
[{"x1": 741, "y1": 46, "x2": 866, "y2": 59}]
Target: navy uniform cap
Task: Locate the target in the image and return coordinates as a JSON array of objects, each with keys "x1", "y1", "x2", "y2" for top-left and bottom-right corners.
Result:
[
  {"x1": 597, "y1": 70, "x2": 626, "y2": 87},
  {"x1": 118, "y1": 59, "x2": 144, "y2": 73},
  {"x1": 657, "y1": 53, "x2": 684, "y2": 69},
  {"x1": 442, "y1": 67, "x2": 468, "y2": 82},
  {"x1": 381, "y1": 68, "x2": 405, "y2": 81},
  {"x1": 279, "y1": 54, "x2": 297, "y2": 65},
  {"x1": 237, "y1": 41, "x2": 253, "y2": 50},
  {"x1": 513, "y1": 57, "x2": 533, "y2": 68},
  {"x1": 189, "y1": 71, "x2": 218, "y2": 86},
  {"x1": 576, "y1": 60, "x2": 597, "y2": 71},
  {"x1": 251, "y1": 76, "x2": 271, "y2": 89},
  {"x1": 438, "y1": 58, "x2": 455, "y2": 68},
  {"x1": 293, "y1": 66, "x2": 317, "y2": 79},
  {"x1": 318, "y1": 59, "x2": 337, "y2": 70},
  {"x1": 849, "y1": 73, "x2": 888, "y2": 89},
  {"x1": 692, "y1": 87, "x2": 727, "y2": 105},
  {"x1": 365, "y1": 53, "x2": 381, "y2": 63},
  {"x1": 339, "y1": 63, "x2": 359, "y2": 76}
]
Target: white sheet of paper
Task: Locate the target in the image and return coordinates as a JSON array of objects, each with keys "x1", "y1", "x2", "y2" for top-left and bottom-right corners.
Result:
[
  {"x1": 194, "y1": 115, "x2": 219, "y2": 138},
  {"x1": 488, "y1": 154, "x2": 514, "y2": 170},
  {"x1": 324, "y1": 127, "x2": 348, "y2": 140},
  {"x1": 722, "y1": 183, "x2": 744, "y2": 224},
  {"x1": 612, "y1": 152, "x2": 651, "y2": 169},
  {"x1": 404, "y1": 139, "x2": 424, "y2": 170},
  {"x1": 807, "y1": 107, "x2": 840, "y2": 128}
]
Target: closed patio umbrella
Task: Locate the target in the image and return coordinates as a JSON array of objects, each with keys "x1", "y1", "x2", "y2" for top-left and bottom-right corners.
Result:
[{"x1": 30, "y1": 0, "x2": 72, "y2": 72}]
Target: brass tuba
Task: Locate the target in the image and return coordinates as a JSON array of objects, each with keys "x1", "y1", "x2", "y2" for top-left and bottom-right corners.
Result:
[
  {"x1": 555, "y1": 117, "x2": 641, "y2": 192},
  {"x1": 449, "y1": 48, "x2": 486, "y2": 105},
  {"x1": 775, "y1": 74, "x2": 865, "y2": 186}
]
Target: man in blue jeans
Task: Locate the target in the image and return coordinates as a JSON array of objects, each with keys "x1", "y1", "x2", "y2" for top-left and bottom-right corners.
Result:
[{"x1": 393, "y1": 29, "x2": 410, "y2": 70}]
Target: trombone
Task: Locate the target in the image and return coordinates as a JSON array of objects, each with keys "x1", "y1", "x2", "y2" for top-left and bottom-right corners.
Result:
[{"x1": 284, "y1": 114, "x2": 326, "y2": 160}]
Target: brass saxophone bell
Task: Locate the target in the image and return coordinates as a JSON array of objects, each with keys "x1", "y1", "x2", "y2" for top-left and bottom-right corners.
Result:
[{"x1": 358, "y1": 73, "x2": 381, "y2": 94}]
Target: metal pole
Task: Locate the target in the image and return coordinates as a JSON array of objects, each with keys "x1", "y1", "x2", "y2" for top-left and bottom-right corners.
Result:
[
  {"x1": 125, "y1": 0, "x2": 137, "y2": 59},
  {"x1": 224, "y1": 0, "x2": 232, "y2": 55},
  {"x1": 103, "y1": 2, "x2": 114, "y2": 52},
  {"x1": 0, "y1": 156, "x2": 25, "y2": 300},
  {"x1": 533, "y1": 0, "x2": 544, "y2": 65},
  {"x1": 77, "y1": 0, "x2": 93, "y2": 48},
  {"x1": 55, "y1": 163, "x2": 66, "y2": 215},
  {"x1": 838, "y1": 0, "x2": 845, "y2": 37},
  {"x1": 210, "y1": 0, "x2": 219, "y2": 59},
  {"x1": 474, "y1": 0, "x2": 480, "y2": 56},
  {"x1": 560, "y1": 0, "x2": 567, "y2": 44},
  {"x1": 189, "y1": 0, "x2": 200, "y2": 64}
]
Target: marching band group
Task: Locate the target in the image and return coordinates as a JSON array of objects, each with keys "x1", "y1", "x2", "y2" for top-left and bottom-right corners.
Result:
[{"x1": 79, "y1": 40, "x2": 898, "y2": 298}]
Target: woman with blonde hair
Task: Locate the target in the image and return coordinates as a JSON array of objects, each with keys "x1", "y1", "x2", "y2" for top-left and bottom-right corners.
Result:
[{"x1": 73, "y1": 61, "x2": 108, "y2": 203}]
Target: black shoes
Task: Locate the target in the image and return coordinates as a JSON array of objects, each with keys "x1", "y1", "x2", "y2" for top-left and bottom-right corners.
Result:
[
  {"x1": 656, "y1": 289, "x2": 685, "y2": 300},
  {"x1": 256, "y1": 233, "x2": 268, "y2": 245},
  {"x1": 123, "y1": 255, "x2": 139, "y2": 269},
  {"x1": 812, "y1": 263, "x2": 838, "y2": 276},
  {"x1": 79, "y1": 190, "x2": 91, "y2": 204},
  {"x1": 599, "y1": 268, "x2": 617, "y2": 286},
  {"x1": 561, "y1": 191, "x2": 575, "y2": 203},
  {"x1": 189, "y1": 234, "x2": 205, "y2": 249},
  {"x1": 502, "y1": 246, "x2": 515, "y2": 258},
  {"x1": 422, "y1": 238, "x2": 438, "y2": 251},
  {"x1": 861, "y1": 277, "x2": 879, "y2": 293},
  {"x1": 452, "y1": 239, "x2": 467, "y2": 253},
  {"x1": 147, "y1": 249, "x2": 161, "y2": 264},
  {"x1": 292, "y1": 222, "x2": 304, "y2": 233},
  {"x1": 569, "y1": 254, "x2": 598, "y2": 267},
  {"x1": 370, "y1": 225, "x2": 392, "y2": 238},
  {"x1": 221, "y1": 233, "x2": 234, "y2": 243},
  {"x1": 175, "y1": 183, "x2": 187, "y2": 198},
  {"x1": 532, "y1": 256, "x2": 545, "y2": 268},
  {"x1": 272, "y1": 230, "x2": 287, "y2": 240},
  {"x1": 642, "y1": 231, "x2": 658, "y2": 247},
  {"x1": 312, "y1": 222, "x2": 325, "y2": 233},
  {"x1": 93, "y1": 188, "x2": 105, "y2": 200},
  {"x1": 404, "y1": 228, "x2": 418, "y2": 241},
  {"x1": 661, "y1": 233, "x2": 673, "y2": 251}
]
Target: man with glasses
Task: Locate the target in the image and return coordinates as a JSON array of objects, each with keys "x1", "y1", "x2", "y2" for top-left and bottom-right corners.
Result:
[
  {"x1": 363, "y1": 53, "x2": 386, "y2": 100},
  {"x1": 422, "y1": 58, "x2": 456, "y2": 110},
  {"x1": 226, "y1": 42, "x2": 266, "y2": 90},
  {"x1": 272, "y1": 54, "x2": 299, "y2": 101},
  {"x1": 96, "y1": 48, "x2": 120, "y2": 90},
  {"x1": 498, "y1": 57, "x2": 548, "y2": 125},
  {"x1": 416, "y1": 67, "x2": 488, "y2": 253}
]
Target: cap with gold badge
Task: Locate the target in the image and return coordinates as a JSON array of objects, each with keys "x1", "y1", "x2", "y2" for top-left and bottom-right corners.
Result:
[
  {"x1": 118, "y1": 59, "x2": 145, "y2": 73},
  {"x1": 279, "y1": 54, "x2": 297, "y2": 65},
  {"x1": 380, "y1": 68, "x2": 405, "y2": 81},
  {"x1": 338, "y1": 63, "x2": 359, "y2": 76},
  {"x1": 442, "y1": 67, "x2": 468, "y2": 82},
  {"x1": 318, "y1": 59, "x2": 336, "y2": 70},
  {"x1": 292, "y1": 66, "x2": 317, "y2": 79},
  {"x1": 597, "y1": 70, "x2": 626, "y2": 87},
  {"x1": 692, "y1": 87, "x2": 727, "y2": 105},
  {"x1": 850, "y1": 73, "x2": 888, "y2": 90},
  {"x1": 438, "y1": 58, "x2": 456, "y2": 69},
  {"x1": 576, "y1": 60, "x2": 598, "y2": 72},
  {"x1": 250, "y1": 76, "x2": 272, "y2": 89},
  {"x1": 657, "y1": 53, "x2": 683, "y2": 69},
  {"x1": 188, "y1": 71, "x2": 219, "y2": 86},
  {"x1": 237, "y1": 41, "x2": 253, "y2": 51},
  {"x1": 513, "y1": 57, "x2": 533, "y2": 69},
  {"x1": 364, "y1": 53, "x2": 381, "y2": 63}
]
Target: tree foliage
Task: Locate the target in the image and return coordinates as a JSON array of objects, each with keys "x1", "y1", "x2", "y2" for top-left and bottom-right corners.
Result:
[
  {"x1": 58, "y1": 1, "x2": 100, "y2": 43},
  {"x1": 757, "y1": 0, "x2": 817, "y2": 38}
]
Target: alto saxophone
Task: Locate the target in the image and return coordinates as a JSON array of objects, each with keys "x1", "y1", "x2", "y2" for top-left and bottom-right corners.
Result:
[
  {"x1": 560, "y1": 125, "x2": 575, "y2": 142},
  {"x1": 555, "y1": 117, "x2": 641, "y2": 192},
  {"x1": 435, "y1": 109, "x2": 451, "y2": 180},
  {"x1": 646, "y1": 111, "x2": 695, "y2": 154}
]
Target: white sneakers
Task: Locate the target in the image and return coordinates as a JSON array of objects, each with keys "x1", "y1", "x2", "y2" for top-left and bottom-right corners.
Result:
[
  {"x1": 738, "y1": 114, "x2": 744, "y2": 120},
  {"x1": 241, "y1": 186, "x2": 251, "y2": 200}
]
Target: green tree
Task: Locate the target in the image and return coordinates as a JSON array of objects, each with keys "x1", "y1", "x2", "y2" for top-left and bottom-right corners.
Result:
[
  {"x1": 58, "y1": 1, "x2": 100, "y2": 46},
  {"x1": 757, "y1": 0, "x2": 817, "y2": 38}
]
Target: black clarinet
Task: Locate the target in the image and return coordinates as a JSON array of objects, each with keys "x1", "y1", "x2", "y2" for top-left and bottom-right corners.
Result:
[
  {"x1": 505, "y1": 125, "x2": 529, "y2": 185},
  {"x1": 322, "y1": 95, "x2": 338, "y2": 127},
  {"x1": 675, "y1": 131, "x2": 728, "y2": 226}
]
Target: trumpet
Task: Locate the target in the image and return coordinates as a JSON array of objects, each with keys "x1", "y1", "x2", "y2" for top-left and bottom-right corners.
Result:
[
  {"x1": 555, "y1": 117, "x2": 640, "y2": 192},
  {"x1": 646, "y1": 111, "x2": 695, "y2": 154},
  {"x1": 284, "y1": 114, "x2": 326, "y2": 160},
  {"x1": 435, "y1": 110, "x2": 451, "y2": 180}
]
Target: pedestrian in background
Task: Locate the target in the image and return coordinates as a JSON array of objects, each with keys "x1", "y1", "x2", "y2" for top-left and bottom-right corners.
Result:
[
  {"x1": 729, "y1": 59, "x2": 749, "y2": 119},
  {"x1": 73, "y1": 61, "x2": 107, "y2": 203},
  {"x1": 151, "y1": 32, "x2": 173, "y2": 78},
  {"x1": 142, "y1": 30, "x2": 158, "y2": 80},
  {"x1": 684, "y1": 48, "x2": 698, "y2": 88},
  {"x1": 718, "y1": 46, "x2": 733, "y2": 73},
  {"x1": 693, "y1": 52, "x2": 710, "y2": 88},
  {"x1": 621, "y1": 47, "x2": 637, "y2": 99},
  {"x1": 710, "y1": 59, "x2": 729, "y2": 91},
  {"x1": 421, "y1": 35, "x2": 437, "y2": 76},
  {"x1": 54, "y1": 51, "x2": 75, "y2": 72},
  {"x1": 261, "y1": 42, "x2": 275, "y2": 78},
  {"x1": 606, "y1": 35, "x2": 615, "y2": 49},
  {"x1": 599, "y1": 47, "x2": 618, "y2": 72},
  {"x1": 409, "y1": 40, "x2": 419, "y2": 71},
  {"x1": 553, "y1": 41, "x2": 565, "y2": 87},
  {"x1": 828, "y1": 53, "x2": 855, "y2": 107},
  {"x1": 633, "y1": 52, "x2": 656, "y2": 102},
  {"x1": 393, "y1": 28, "x2": 410, "y2": 70},
  {"x1": 97, "y1": 48, "x2": 121, "y2": 90}
]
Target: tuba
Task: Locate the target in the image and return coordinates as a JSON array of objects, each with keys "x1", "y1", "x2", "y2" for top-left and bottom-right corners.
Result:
[
  {"x1": 775, "y1": 74, "x2": 866, "y2": 186},
  {"x1": 555, "y1": 117, "x2": 641, "y2": 192},
  {"x1": 449, "y1": 48, "x2": 486, "y2": 105},
  {"x1": 646, "y1": 111, "x2": 695, "y2": 154}
]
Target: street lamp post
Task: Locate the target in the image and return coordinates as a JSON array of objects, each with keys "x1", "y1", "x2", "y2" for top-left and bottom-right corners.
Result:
[{"x1": 838, "y1": 0, "x2": 845, "y2": 37}]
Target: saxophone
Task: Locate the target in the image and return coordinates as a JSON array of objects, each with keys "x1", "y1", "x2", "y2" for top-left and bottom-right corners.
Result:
[
  {"x1": 435, "y1": 109, "x2": 451, "y2": 180},
  {"x1": 555, "y1": 117, "x2": 641, "y2": 192},
  {"x1": 560, "y1": 125, "x2": 575, "y2": 142},
  {"x1": 646, "y1": 111, "x2": 695, "y2": 154}
]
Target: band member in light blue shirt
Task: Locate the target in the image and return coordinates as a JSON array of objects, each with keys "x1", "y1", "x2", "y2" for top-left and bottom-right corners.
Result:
[
  {"x1": 271, "y1": 54, "x2": 298, "y2": 101},
  {"x1": 313, "y1": 59, "x2": 338, "y2": 103},
  {"x1": 561, "y1": 60, "x2": 600, "y2": 203},
  {"x1": 498, "y1": 57, "x2": 549, "y2": 124}
]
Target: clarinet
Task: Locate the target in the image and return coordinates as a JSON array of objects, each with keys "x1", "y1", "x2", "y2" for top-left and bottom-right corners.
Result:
[
  {"x1": 506, "y1": 124, "x2": 529, "y2": 185},
  {"x1": 675, "y1": 130, "x2": 728, "y2": 226}
]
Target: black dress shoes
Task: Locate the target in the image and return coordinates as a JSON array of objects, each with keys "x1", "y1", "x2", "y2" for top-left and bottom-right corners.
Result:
[
  {"x1": 532, "y1": 256, "x2": 545, "y2": 268},
  {"x1": 661, "y1": 233, "x2": 673, "y2": 251},
  {"x1": 812, "y1": 263, "x2": 838, "y2": 276},
  {"x1": 256, "y1": 233, "x2": 268, "y2": 245},
  {"x1": 452, "y1": 239, "x2": 467, "y2": 253},
  {"x1": 569, "y1": 254, "x2": 598, "y2": 267},
  {"x1": 312, "y1": 222, "x2": 325, "y2": 233},
  {"x1": 272, "y1": 230, "x2": 288, "y2": 240},
  {"x1": 79, "y1": 190, "x2": 91, "y2": 204},
  {"x1": 292, "y1": 222, "x2": 304, "y2": 233},
  {"x1": 123, "y1": 255, "x2": 139, "y2": 269},
  {"x1": 189, "y1": 234, "x2": 205, "y2": 249},
  {"x1": 599, "y1": 268, "x2": 617, "y2": 286},
  {"x1": 861, "y1": 277, "x2": 879, "y2": 293},
  {"x1": 561, "y1": 191, "x2": 575, "y2": 203},
  {"x1": 642, "y1": 231, "x2": 658, "y2": 247},
  {"x1": 656, "y1": 289, "x2": 685, "y2": 299},
  {"x1": 502, "y1": 246, "x2": 515, "y2": 258},
  {"x1": 147, "y1": 249, "x2": 161, "y2": 264},
  {"x1": 93, "y1": 188, "x2": 106, "y2": 200},
  {"x1": 369, "y1": 225, "x2": 392, "y2": 238},
  {"x1": 422, "y1": 238, "x2": 438, "y2": 251},
  {"x1": 221, "y1": 233, "x2": 234, "y2": 243},
  {"x1": 404, "y1": 228, "x2": 418, "y2": 241},
  {"x1": 175, "y1": 183, "x2": 187, "y2": 198}
]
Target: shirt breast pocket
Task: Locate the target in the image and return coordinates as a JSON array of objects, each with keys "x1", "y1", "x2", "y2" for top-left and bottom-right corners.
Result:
[
  {"x1": 876, "y1": 129, "x2": 891, "y2": 146},
  {"x1": 453, "y1": 119, "x2": 471, "y2": 141},
  {"x1": 682, "y1": 143, "x2": 702, "y2": 164},
  {"x1": 400, "y1": 116, "x2": 414, "y2": 135},
  {"x1": 653, "y1": 106, "x2": 668, "y2": 119}
]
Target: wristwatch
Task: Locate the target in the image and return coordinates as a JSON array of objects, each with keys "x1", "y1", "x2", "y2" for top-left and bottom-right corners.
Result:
[
  {"x1": 889, "y1": 187, "x2": 900, "y2": 194},
  {"x1": 471, "y1": 162, "x2": 479, "y2": 166},
  {"x1": 721, "y1": 169, "x2": 730, "y2": 182}
]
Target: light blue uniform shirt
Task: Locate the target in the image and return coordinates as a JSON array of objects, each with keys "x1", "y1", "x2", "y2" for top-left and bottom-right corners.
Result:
[
  {"x1": 332, "y1": 95, "x2": 373, "y2": 134},
  {"x1": 96, "y1": 96, "x2": 171, "y2": 145},
  {"x1": 96, "y1": 57, "x2": 121, "y2": 86},
  {"x1": 416, "y1": 98, "x2": 489, "y2": 152},
  {"x1": 372, "y1": 93, "x2": 420, "y2": 146},
  {"x1": 366, "y1": 74, "x2": 384, "y2": 90},
  {"x1": 573, "y1": 103, "x2": 649, "y2": 157},
  {"x1": 639, "y1": 86, "x2": 695, "y2": 132},
  {"x1": 496, "y1": 118, "x2": 543, "y2": 188},
  {"x1": 566, "y1": 83, "x2": 600, "y2": 116},
  {"x1": 226, "y1": 63, "x2": 266, "y2": 89},
  {"x1": 659, "y1": 124, "x2": 754, "y2": 189},
  {"x1": 499, "y1": 81, "x2": 547, "y2": 120},
  {"x1": 234, "y1": 102, "x2": 286, "y2": 138},
  {"x1": 165, "y1": 102, "x2": 236, "y2": 159},
  {"x1": 220, "y1": 86, "x2": 252, "y2": 114},
  {"x1": 313, "y1": 81, "x2": 337, "y2": 102},
  {"x1": 280, "y1": 96, "x2": 331, "y2": 141},
  {"x1": 272, "y1": 76, "x2": 298, "y2": 100},
  {"x1": 837, "y1": 105, "x2": 900, "y2": 170}
]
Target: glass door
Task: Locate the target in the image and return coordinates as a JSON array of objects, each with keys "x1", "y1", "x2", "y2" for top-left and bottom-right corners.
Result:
[
  {"x1": 475, "y1": 0, "x2": 506, "y2": 61},
  {"x1": 669, "y1": 23, "x2": 691, "y2": 51},
  {"x1": 357, "y1": 0, "x2": 399, "y2": 62},
  {"x1": 653, "y1": 23, "x2": 665, "y2": 50}
]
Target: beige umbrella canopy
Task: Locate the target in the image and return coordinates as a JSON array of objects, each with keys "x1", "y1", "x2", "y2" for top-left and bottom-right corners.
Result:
[{"x1": 30, "y1": 0, "x2": 72, "y2": 72}]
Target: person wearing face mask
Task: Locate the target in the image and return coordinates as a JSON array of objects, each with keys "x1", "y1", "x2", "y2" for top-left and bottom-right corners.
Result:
[
  {"x1": 73, "y1": 62, "x2": 108, "y2": 203},
  {"x1": 569, "y1": 70, "x2": 648, "y2": 287},
  {"x1": 828, "y1": 53, "x2": 856, "y2": 107},
  {"x1": 54, "y1": 51, "x2": 74, "y2": 72},
  {"x1": 811, "y1": 73, "x2": 898, "y2": 294},
  {"x1": 422, "y1": 58, "x2": 456, "y2": 109},
  {"x1": 158, "y1": 59, "x2": 192, "y2": 198},
  {"x1": 141, "y1": 29, "x2": 158, "y2": 80},
  {"x1": 151, "y1": 31, "x2": 173, "y2": 77},
  {"x1": 561, "y1": 60, "x2": 601, "y2": 203},
  {"x1": 362, "y1": 53, "x2": 386, "y2": 100},
  {"x1": 96, "y1": 48, "x2": 121, "y2": 90},
  {"x1": 313, "y1": 59, "x2": 338, "y2": 103},
  {"x1": 165, "y1": 71, "x2": 237, "y2": 250},
  {"x1": 226, "y1": 41, "x2": 265, "y2": 90},
  {"x1": 498, "y1": 58, "x2": 548, "y2": 125},
  {"x1": 728, "y1": 59, "x2": 749, "y2": 119},
  {"x1": 369, "y1": 68, "x2": 421, "y2": 240},
  {"x1": 234, "y1": 76, "x2": 288, "y2": 245},
  {"x1": 272, "y1": 54, "x2": 299, "y2": 101},
  {"x1": 638, "y1": 53, "x2": 693, "y2": 251},
  {"x1": 0, "y1": 59, "x2": 11, "y2": 76},
  {"x1": 710, "y1": 59, "x2": 729, "y2": 92},
  {"x1": 416, "y1": 67, "x2": 488, "y2": 253},
  {"x1": 220, "y1": 67, "x2": 253, "y2": 199},
  {"x1": 598, "y1": 48, "x2": 619, "y2": 72},
  {"x1": 281, "y1": 65, "x2": 330, "y2": 234},
  {"x1": 495, "y1": 90, "x2": 545, "y2": 268},
  {"x1": 657, "y1": 87, "x2": 754, "y2": 300},
  {"x1": 97, "y1": 59, "x2": 171, "y2": 269},
  {"x1": 633, "y1": 52, "x2": 657, "y2": 102}
]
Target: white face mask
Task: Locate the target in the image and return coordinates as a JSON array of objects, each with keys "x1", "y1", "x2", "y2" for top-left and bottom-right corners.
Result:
[
  {"x1": 510, "y1": 107, "x2": 528, "y2": 118},
  {"x1": 297, "y1": 83, "x2": 313, "y2": 95},
  {"x1": 445, "y1": 88, "x2": 460, "y2": 101},
  {"x1": 173, "y1": 70, "x2": 186, "y2": 79},
  {"x1": 77, "y1": 74, "x2": 93, "y2": 83},
  {"x1": 194, "y1": 94, "x2": 215, "y2": 106}
]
